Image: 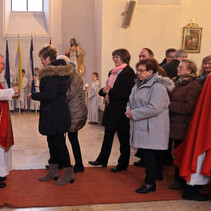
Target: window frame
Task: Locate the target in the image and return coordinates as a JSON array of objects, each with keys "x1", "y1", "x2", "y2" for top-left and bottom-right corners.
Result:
[{"x1": 11, "y1": 0, "x2": 44, "y2": 12}]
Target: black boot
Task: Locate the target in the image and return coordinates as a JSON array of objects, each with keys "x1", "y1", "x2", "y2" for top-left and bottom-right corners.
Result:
[{"x1": 182, "y1": 185, "x2": 210, "y2": 201}]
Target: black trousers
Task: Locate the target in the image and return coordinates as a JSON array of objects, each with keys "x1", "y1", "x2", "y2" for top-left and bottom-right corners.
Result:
[
  {"x1": 68, "y1": 131, "x2": 83, "y2": 168},
  {"x1": 174, "y1": 139, "x2": 186, "y2": 184},
  {"x1": 162, "y1": 138, "x2": 174, "y2": 164},
  {"x1": 47, "y1": 134, "x2": 71, "y2": 168},
  {"x1": 96, "y1": 129, "x2": 130, "y2": 169},
  {"x1": 140, "y1": 148, "x2": 162, "y2": 185}
]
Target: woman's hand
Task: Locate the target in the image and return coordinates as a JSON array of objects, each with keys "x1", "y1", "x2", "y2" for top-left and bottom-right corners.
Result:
[
  {"x1": 125, "y1": 109, "x2": 133, "y2": 120},
  {"x1": 27, "y1": 93, "x2": 32, "y2": 100},
  {"x1": 103, "y1": 86, "x2": 110, "y2": 94}
]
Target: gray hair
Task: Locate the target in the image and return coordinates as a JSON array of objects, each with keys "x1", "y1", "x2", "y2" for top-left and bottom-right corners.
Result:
[
  {"x1": 174, "y1": 49, "x2": 188, "y2": 58},
  {"x1": 181, "y1": 59, "x2": 197, "y2": 73}
]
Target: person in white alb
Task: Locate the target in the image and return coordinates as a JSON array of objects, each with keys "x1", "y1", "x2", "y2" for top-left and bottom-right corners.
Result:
[
  {"x1": 16, "y1": 69, "x2": 28, "y2": 112},
  {"x1": 86, "y1": 72, "x2": 100, "y2": 124}
]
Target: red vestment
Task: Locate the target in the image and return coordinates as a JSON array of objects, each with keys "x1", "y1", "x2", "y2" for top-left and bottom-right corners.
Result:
[
  {"x1": 0, "y1": 83, "x2": 14, "y2": 151},
  {"x1": 174, "y1": 74, "x2": 211, "y2": 181}
]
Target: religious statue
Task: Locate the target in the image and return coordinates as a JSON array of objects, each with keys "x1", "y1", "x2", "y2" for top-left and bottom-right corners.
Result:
[{"x1": 65, "y1": 38, "x2": 84, "y2": 75}]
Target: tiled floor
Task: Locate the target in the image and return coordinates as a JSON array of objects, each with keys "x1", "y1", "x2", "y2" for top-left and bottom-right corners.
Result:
[{"x1": 2, "y1": 113, "x2": 211, "y2": 210}]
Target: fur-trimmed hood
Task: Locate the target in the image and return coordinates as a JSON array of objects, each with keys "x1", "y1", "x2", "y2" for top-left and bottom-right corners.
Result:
[
  {"x1": 153, "y1": 74, "x2": 175, "y2": 92},
  {"x1": 39, "y1": 64, "x2": 74, "y2": 81},
  {"x1": 136, "y1": 73, "x2": 175, "y2": 93},
  {"x1": 173, "y1": 72, "x2": 198, "y2": 87}
]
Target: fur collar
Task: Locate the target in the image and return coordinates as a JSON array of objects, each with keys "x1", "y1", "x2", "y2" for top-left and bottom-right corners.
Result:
[
  {"x1": 154, "y1": 74, "x2": 175, "y2": 92},
  {"x1": 136, "y1": 73, "x2": 175, "y2": 93},
  {"x1": 173, "y1": 72, "x2": 198, "y2": 87},
  {"x1": 39, "y1": 64, "x2": 73, "y2": 80}
]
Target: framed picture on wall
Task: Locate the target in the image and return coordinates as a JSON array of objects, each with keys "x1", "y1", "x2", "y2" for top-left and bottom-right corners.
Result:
[{"x1": 182, "y1": 27, "x2": 202, "y2": 53}]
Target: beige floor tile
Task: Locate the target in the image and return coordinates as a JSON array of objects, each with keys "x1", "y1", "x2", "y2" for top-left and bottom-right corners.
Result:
[
  {"x1": 123, "y1": 201, "x2": 169, "y2": 209},
  {"x1": 168, "y1": 205, "x2": 211, "y2": 211},
  {"x1": 166, "y1": 199, "x2": 211, "y2": 207},
  {"x1": 90, "y1": 203, "x2": 126, "y2": 210},
  {"x1": 78, "y1": 205, "x2": 93, "y2": 211},
  {"x1": 25, "y1": 148, "x2": 49, "y2": 169},
  {"x1": 126, "y1": 207, "x2": 174, "y2": 211},
  {"x1": 12, "y1": 149, "x2": 27, "y2": 169}
]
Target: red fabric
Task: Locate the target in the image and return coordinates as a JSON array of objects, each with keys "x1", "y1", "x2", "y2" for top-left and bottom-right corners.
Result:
[
  {"x1": 174, "y1": 74, "x2": 211, "y2": 181},
  {"x1": 0, "y1": 83, "x2": 14, "y2": 151}
]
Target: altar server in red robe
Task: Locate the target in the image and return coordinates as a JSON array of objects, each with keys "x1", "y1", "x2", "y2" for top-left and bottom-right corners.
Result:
[{"x1": 0, "y1": 54, "x2": 19, "y2": 188}]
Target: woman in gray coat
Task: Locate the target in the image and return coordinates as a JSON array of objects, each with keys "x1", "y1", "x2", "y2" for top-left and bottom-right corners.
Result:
[{"x1": 126, "y1": 58, "x2": 174, "y2": 194}]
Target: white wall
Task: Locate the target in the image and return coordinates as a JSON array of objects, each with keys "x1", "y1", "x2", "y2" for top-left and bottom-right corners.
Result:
[
  {"x1": 101, "y1": 0, "x2": 211, "y2": 85},
  {"x1": 62, "y1": 0, "x2": 95, "y2": 86}
]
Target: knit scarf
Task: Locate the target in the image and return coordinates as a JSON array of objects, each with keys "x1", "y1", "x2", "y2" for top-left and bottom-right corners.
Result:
[{"x1": 105, "y1": 63, "x2": 127, "y2": 103}]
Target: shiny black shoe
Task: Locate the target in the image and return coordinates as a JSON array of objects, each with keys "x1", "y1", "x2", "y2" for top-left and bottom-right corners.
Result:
[
  {"x1": 0, "y1": 176, "x2": 6, "y2": 182},
  {"x1": 88, "y1": 160, "x2": 107, "y2": 167},
  {"x1": 110, "y1": 166, "x2": 127, "y2": 172},
  {"x1": 134, "y1": 159, "x2": 145, "y2": 167},
  {"x1": 169, "y1": 181, "x2": 185, "y2": 190},
  {"x1": 136, "y1": 184, "x2": 156, "y2": 194},
  {"x1": 74, "y1": 166, "x2": 84, "y2": 173},
  {"x1": 0, "y1": 182, "x2": 6, "y2": 188}
]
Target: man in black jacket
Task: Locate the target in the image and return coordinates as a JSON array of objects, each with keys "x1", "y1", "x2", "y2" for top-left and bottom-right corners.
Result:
[{"x1": 161, "y1": 49, "x2": 188, "y2": 78}]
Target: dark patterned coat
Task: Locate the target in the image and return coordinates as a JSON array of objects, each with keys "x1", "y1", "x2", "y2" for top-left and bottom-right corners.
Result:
[
  {"x1": 169, "y1": 73, "x2": 201, "y2": 140},
  {"x1": 31, "y1": 60, "x2": 73, "y2": 136}
]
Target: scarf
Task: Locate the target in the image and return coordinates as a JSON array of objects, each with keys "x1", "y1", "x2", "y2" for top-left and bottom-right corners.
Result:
[
  {"x1": 0, "y1": 83, "x2": 14, "y2": 151},
  {"x1": 105, "y1": 63, "x2": 127, "y2": 103}
]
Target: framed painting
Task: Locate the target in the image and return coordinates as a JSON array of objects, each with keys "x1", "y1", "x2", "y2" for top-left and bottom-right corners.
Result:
[{"x1": 182, "y1": 27, "x2": 202, "y2": 53}]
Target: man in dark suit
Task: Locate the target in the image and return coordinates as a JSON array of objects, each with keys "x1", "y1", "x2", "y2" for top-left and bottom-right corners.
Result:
[
  {"x1": 159, "y1": 48, "x2": 176, "y2": 66},
  {"x1": 162, "y1": 49, "x2": 188, "y2": 78}
]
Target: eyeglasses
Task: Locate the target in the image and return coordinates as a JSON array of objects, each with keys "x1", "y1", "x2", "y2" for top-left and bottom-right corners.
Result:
[
  {"x1": 113, "y1": 56, "x2": 121, "y2": 59},
  {"x1": 137, "y1": 69, "x2": 147, "y2": 73},
  {"x1": 177, "y1": 66, "x2": 185, "y2": 70}
]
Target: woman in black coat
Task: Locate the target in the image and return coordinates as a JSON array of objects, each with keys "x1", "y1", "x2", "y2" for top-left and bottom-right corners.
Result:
[
  {"x1": 89, "y1": 48, "x2": 136, "y2": 172},
  {"x1": 28, "y1": 45, "x2": 74, "y2": 185}
]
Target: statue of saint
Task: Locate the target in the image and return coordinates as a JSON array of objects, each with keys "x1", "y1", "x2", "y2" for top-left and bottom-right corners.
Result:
[{"x1": 65, "y1": 38, "x2": 84, "y2": 75}]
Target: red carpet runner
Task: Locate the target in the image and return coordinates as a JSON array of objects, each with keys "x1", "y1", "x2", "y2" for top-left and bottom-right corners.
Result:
[{"x1": 0, "y1": 166, "x2": 210, "y2": 208}]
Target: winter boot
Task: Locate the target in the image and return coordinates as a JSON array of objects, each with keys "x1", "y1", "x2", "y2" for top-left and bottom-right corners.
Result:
[
  {"x1": 54, "y1": 167, "x2": 75, "y2": 185},
  {"x1": 39, "y1": 164, "x2": 59, "y2": 181}
]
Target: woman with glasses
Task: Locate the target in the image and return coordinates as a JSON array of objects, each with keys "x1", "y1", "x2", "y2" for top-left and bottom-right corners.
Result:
[
  {"x1": 168, "y1": 59, "x2": 201, "y2": 190},
  {"x1": 126, "y1": 58, "x2": 174, "y2": 193}
]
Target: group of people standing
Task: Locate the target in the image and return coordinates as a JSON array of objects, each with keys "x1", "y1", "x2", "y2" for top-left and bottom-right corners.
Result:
[
  {"x1": 88, "y1": 48, "x2": 210, "y2": 201},
  {"x1": 0, "y1": 45, "x2": 210, "y2": 202}
]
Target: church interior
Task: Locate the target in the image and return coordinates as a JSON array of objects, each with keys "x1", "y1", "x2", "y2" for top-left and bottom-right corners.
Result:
[{"x1": 0, "y1": 0, "x2": 211, "y2": 210}]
